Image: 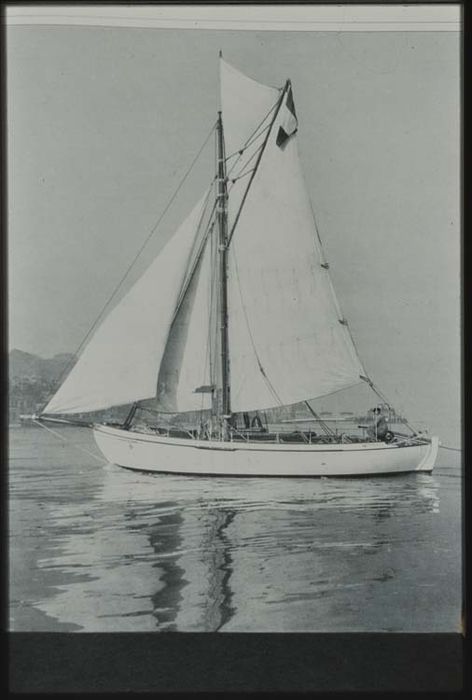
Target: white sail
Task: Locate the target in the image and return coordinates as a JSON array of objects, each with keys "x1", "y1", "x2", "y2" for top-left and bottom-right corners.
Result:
[
  {"x1": 45, "y1": 61, "x2": 366, "y2": 419},
  {"x1": 155, "y1": 235, "x2": 214, "y2": 413},
  {"x1": 220, "y1": 59, "x2": 281, "y2": 232},
  {"x1": 43, "y1": 195, "x2": 209, "y2": 415},
  {"x1": 222, "y1": 69, "x2": 365, "y2": 412},
  {"x1": 220, "y1": 59, "x2": 280, "y2": 161}
]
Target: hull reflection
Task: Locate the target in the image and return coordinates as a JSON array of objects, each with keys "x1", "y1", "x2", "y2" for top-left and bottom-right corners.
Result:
[{"x1": 11, "y1": 425, "x2": 452, "y2": 633}]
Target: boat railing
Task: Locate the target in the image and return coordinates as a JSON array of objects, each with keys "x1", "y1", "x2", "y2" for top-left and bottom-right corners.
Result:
[
  {"x1": 230, "y1": 428, "x2": 250, "y2": 442},
  {"x1": 153, "y1": 424, "x2": 406, "y2": 446},
  {"x1": 226, "y1": 429, "x2": 345, "y2": 444}
]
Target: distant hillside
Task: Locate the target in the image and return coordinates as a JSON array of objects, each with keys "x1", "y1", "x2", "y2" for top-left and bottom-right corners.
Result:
[{"x1": 9, "y1": 349, "x2": 76, "y2": 383}]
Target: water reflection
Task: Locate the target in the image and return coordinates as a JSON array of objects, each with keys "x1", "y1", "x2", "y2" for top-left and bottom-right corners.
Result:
[
  {"x1": 82, "y1": 465, "x2": 440, "y2": 631},
  {"x1": 141, "y1": 502, "x2": 236, "y2": 631},
  {"x1": 148, "y1": 511, "x2": 186, "y2": 630},
  {"x1": 10, "y1": 427, "x2": 456, "y2": 632}
]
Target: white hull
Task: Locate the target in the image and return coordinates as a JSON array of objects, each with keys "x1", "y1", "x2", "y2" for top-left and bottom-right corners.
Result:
[{"x1": 93, "y1": 425, "x2": 439, "y2": 477}]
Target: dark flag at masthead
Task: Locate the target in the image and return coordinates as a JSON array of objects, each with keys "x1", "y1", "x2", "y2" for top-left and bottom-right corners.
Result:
[{"x1": 276, "y1": 86, "x2": 298, "y2": 148}]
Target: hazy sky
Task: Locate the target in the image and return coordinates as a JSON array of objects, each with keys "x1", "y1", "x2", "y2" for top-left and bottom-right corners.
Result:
[{"x1": 7, "y1": 26, "x2": 460, "y2": 443}]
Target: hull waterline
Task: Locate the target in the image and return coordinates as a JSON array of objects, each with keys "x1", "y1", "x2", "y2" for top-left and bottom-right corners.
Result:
[{"x1": 93, "y1": 425, "x2": 439, "y2": 477}]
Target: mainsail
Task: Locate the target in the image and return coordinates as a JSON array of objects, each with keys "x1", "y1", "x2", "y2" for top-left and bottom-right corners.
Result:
[
  {"x1": 44, "y1": 58, "x2": 365, "y2": 419},
  {"x1": 221, "y1": 60, "x2": 365, "y2": 412}
]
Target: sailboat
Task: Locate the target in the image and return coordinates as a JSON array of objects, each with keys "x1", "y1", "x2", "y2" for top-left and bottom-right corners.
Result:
[{"x1": 40, "y1": 57, "x2": 439, "y2": 477}]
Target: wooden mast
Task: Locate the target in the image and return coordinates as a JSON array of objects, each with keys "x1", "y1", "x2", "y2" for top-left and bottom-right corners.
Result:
[{"x1": 216, "y1": 108, "x2": 231, "y2": 438}]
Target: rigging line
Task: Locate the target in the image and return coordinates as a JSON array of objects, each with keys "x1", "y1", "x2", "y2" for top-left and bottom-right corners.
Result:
[
  {"x1": 360, "y1": 375, "x2": 394, "y2": 407},
  {"x1": 197, "y1": 222, "x2": 217, "y2": 417},
  {"x1": 157, "y1": 214, "x2": 214, "y2": 416},
  {"x1": 227, "y1": 81, "x2": 289, "y2": 248},
  {"x1": 208, "y1": 132, "x2": 221, "y2": 415},
  {"x1": 225, "y1": 126, "x2": 270, "y2": 179},
  {"x1": 439, "y1": 445, "x2": 462, "y2": 452},
  {"x1": 308, "y1": 196, "x2": 329, "y2": 265},
  {"x1": 229, "y1": 167, "x2": 256, "y2": 184},
  {"x1": 304, "y1": 401, "x2": 336, "y2": 437},
  {"x1": 227, "y1": 103, "x2": 277, "y2": 160},
  {"x1": 200, "y1": 285, "x2": 212, "y2": 416},
  {"x1": 225, "y1": 125, "x2": 269, "y2": 173},
  {"x1": 224, "y1": 95, "x2": 281, "y2": 162},
  {"x1": 226, "y1": 132, "x2": 264, "y2": 180},
  {"x1": 303, "y1": 380, "x2": 365, "y2": 404},
  {"x1": 359, "y1": 376, "x2": 417, "y2": 436},
  {"x1": 226, "y1": 143, "x2": 264, "y2": 188},
  {"x1": 201, "y1": 196, "x2": 216, "y2": 418},
  {"x1": 309, "y1": 197, "x2": 403, "y2": 427},
  {"x1": 51, "y1": 121, "x2": 217, "y2": 391},
  {"x1": 231, "y1": 247, "x2": 284, "y2": 408},
  {"x1": 217, "y1": 112, "x2": 232, "y2": 422},
  {"x1": 227, "y1": 139, "x2": 263, "y2": 179},
  {"x1": 171, "y1": 185, "x2": 216, "y2": 322},
  {"x1": 136, "y1": 405, "x2": 160, "y2": 416},
  {"x1": 308, "y1": 195, "x2": 366, "y2": 371},
  {"x1": 306, "y1": 192, "x2": 369, "y2": 381},
  {"x1": 360, "y1": 375, "x2": 396, "y2": 409},
  {"x1": 209, "y1": 219, "x2": 217, "y2": 384},
  {"x1": 32, "y1": 419, "x2": 107, "y2": 463},
  {"x1": 243, "y1": 122, "x2": 273, "y2": 152},
  {"x1": 307, "y1": 196, "x2": 411, "y2": 432}
]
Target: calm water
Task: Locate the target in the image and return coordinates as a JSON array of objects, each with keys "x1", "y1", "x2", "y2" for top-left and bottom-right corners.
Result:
[{"x1": 9, "y1": 425, "x2": 462, "y2": 632}]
